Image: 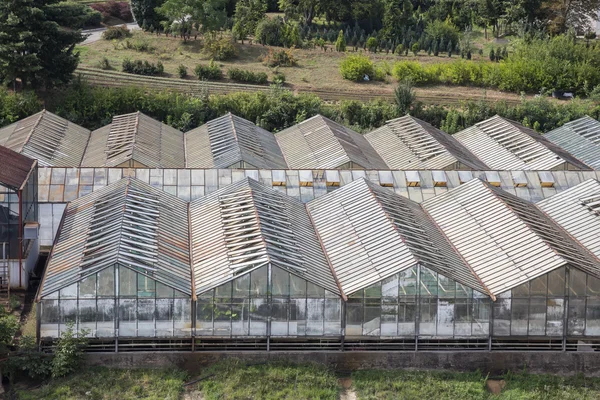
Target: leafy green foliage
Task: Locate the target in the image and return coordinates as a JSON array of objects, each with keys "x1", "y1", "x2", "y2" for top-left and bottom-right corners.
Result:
[
  {"x1": 272, "y1": 71, "x2": 286, "y2": 85},
  {"x1": 46, "y1": 2, "x2": 102, "y2": 29},
  {"x1": 395, "y1": 79, "x2": 415, "y2": 114},
  {"x1": 122, "y1": 59, "x2": 164, "y2": 76},
  {"x1": 366, "y1": 37, "x2": 378, "y2": 53},
  {"x1": 255, "y1": 17, "x2": 284, "y2": 46},
  {"x1": 227, "y1": 68, "x2": 268, "y2": 84},
  {"x1": 194, "y1": 61, "x2": 222, "y2": 80},
  {"x1": 0, "y1": 0, "x2": 85, "y2": 89},
  {"x1": 339, "y1": 54, "x2": 375, "y2": 81},
  {"x1": 203, "y1": 37, "x2": 237, "y2": 61},
  {"x1": 0, "y1": 314, "x2": 19, "y2": 348},
  {"x1": 102, "y1": 25, "x2": 132, "y2": 40},
  {"x1": 51, "y1": 323, "x2": 89, "y2": 378},
  {"x1": 335, "y1": 30, "x2": 346, "y2": 52},
  {"x1": 5, "y1": 336, "x2": 53, "y2": 382},
  {"x1": 131, "y1": 0, "x2": 166, "y2": 31},
  {"x1": 233, "y1": 0, "x2": 267, "y2": 42},
  {"x1": 157, "y1": 0, "x2": 227, "y2": 39},
  {"x1": 177, "y1": 64, "x2": 188, "y2": 78},
  {"x1": 17, "y1": 366, "x2": 187, "y2": 400},
  {"x1": 197, "y1": 360, "x2": 339, "y2": 400}
]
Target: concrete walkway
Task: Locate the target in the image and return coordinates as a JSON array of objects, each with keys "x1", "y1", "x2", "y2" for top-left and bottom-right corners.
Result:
[{"x1": 82, "y1": 23, "x2": 140, "y2": 45}]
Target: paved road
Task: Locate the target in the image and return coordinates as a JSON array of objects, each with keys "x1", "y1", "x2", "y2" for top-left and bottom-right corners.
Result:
[{"x1": 82, "y1": 23, "x2": 140, "y2": 45}]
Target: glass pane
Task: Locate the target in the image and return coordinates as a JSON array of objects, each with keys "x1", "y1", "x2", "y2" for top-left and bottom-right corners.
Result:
[
  {"x1": 97, "y1": 266, "x2": 115, "y2": 297},
  {"x1": 233, "y1": 273, "x2": 250, "y2": 297},
  {"x1": 419, "y1": 297, "x2": 437, "y2": 335},
  {"x1": 138, "y1": 299, "x2": 155, "y2": 336},
  {"x1": 398, "y1": 298, "x2": 416, "y2": 335},
  {"x1": 79, "y1": 299, "x2": 96, "y2": 323},
  {"x1": 346, "y1": 298, "x2": 363, "y2": 336},
  {"x1": 306, "y1": 298, "x2": 324, "y2": 335},
  {"x1": 438, "y1": 275, "x2": 456, "y2": 299},
  {"x1": 272, "y1": 267, "x2": 289, "y2": 296},
  {"x1": 213, "y1": 302, "x2": 231, "y2": 336},
  {"x1": 196, "y1": 297, "x2": 213, "y2": 336},
  {"x1": 290, "y1": 274, "x2": 306, "y2": 297},
  {"x1": 156, "y1": 282, "x2": 174, "y2": 298},
  {"x1": 137, "y1": 274, "x2": 156, "y2": 298},
  {"x1": 587, "y1": 275, "x2": 600, "y2": 297},
  {"x1": 472, "y1": 298, "x2": 489, "y2": 336},
  {"x1": 215, "y1": 281, "x2": 232, "y2": 301},
  {"x1": 307, "y1": 281, "x2": 325, "y2": 298},
  {"x1": 493, "y1": 298, "x2": 511, "y2": 336},
  {"x1": 454, "y1": 298, "x2": 471, "y2": 336},
  {"x1": 231, "y1": 298, "x2": 249, "y2": 336},
  {"x1": 547, "y1": 267, "x2": 565, "y2": 296},
  {"x1": 437, "y1": 298, "x2": 454, "y2": 336},
  {"x1": 119, "y1": 267, "x2": 136, "y2": 297},
  {"x1": 568, "y1": 298, "x2": 586, "y2": 335},
  {"x1": 546, "y1": 298, "x2": 564, "y2": 336},
  {"x1": 363, "y1": 298, "x2": 380, "y2": 336},
  {"x1": 381, "y1": 304, "x2": 398, "y2": 336},
  {"x1": 512, "y1": 282, "x2": 529, "y2": 297},
  {"x1": 250, "y1": 267, "x2": 268, "y2": 297},
  {"x1": 60, "y1": 283, "x2": 77, "y2": 299},
  {"x1": 530, "y1": 275, "x2": 547, "y2": 297},
  {"x1": 118, "y1": 299, "x2": 136, "y2": 336},
  {"x1": 456, "y1": 283, "x2": 472, "y2": 299},
  {"x1": 324, "y1": 298, "x2": 341, "y2": 335},
  {"x1": 528, "y1": 298, "x2": 546, "y2": 336},
  {"x1": 290, "y1": 298, "x2": 306, "y2": 336},
  {"x1": 399, "y1": 267, "x2": 417, "y2": 296},
  {"x1": 79, "y1": 275, "x2": 96, "y2": 298},
  {"x1": 382, "y1": 274, "x2": 399, "y2": 297},
  {"x1": 586, "y1": 297, "x2": 600, "y2": 336},
  {"x1": 420, "y1": 268, "x2": 438, "y2": 297},
  {"x1": 511, "y1": 299, "x2": 529, "y2": 336},
  {"x1": 364, "y1": 281, "x2": 382, "y2": 298},
  {"x1": 249, "y1": 298, "x2": 267, "y2": 335},
  {"x1": 569, "y1": 268, "x2": 587, "y2": 297},
  {"x1": 271, "y1": 298, "x2": 288, "y2": 336},
  {"x1": 173, "y1": 299, "x2": 191, "y2": 337},
  {"x1": 96, "y1": 299, "x2": 115, "y2": 337}
]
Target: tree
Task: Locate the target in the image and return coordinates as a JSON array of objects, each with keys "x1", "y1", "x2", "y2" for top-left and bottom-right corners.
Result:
[
  {"x1": 489, "y1": 47, "x2": 495, "y2": 61},
  {"x1": 233, "y1": 0, "x2": 267, "y2": 43},
  {"x1": 157, "y1": 0, "x2": 227, "y2": 40},
  {"x1": 411, "y1": 42, "x2": 419, "y2": 56},
  {"x1": 335, "y1": 30, "x2": 346, "y2": 52},
  {"x1": 278, "y1": 0, "x2": 319, "y2": 25},
  {"x1": 0, "y1": 0, "x2": 85, "y2": 89},
  {"x1": 366, "y1": 36, "x2": 378, "y2": 52},
  {"x1": 395, "y1": 78, "x2": 415, "y2": 115},
  {"x1": 543, "y1": 0, "x2": 600, "y2": 34},
  {"x1": 131, "y1": 0, "x2": 166, "y2": 30}
]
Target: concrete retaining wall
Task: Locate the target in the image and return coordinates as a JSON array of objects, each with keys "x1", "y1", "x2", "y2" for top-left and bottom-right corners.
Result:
[{"x1": 86, "y1": 351, "x2": 600, "y2": 376}]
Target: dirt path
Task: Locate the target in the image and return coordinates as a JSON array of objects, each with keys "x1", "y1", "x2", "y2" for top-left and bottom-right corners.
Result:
[{"x1": 339, "y1": 377, "x2": 357, "y2": 400}]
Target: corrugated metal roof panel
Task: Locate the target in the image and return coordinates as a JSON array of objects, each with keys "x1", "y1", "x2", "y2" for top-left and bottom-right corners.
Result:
[
  {"x1": 422, "y1": 178, "x2": 600, "y2": 296},
  {"x1": 454, "y1": 115, "x2": 591, "y2": 170},
  {"x1": 307, "y1": 178, "x2": 488, "y2": 296},
  {"x1": 81, "y1": 112, "x2": 185, "y2": 168},
  {"x1": 545, "y1": 116, "x2": 600, "y2": 170},
  {"x1": 185, "y1": 113, "x2": 288, "y2": 169},
  {"x1": 190, "y1": 177, "x2": 339, "y2": 296},
  {"x1": 0, "y1": 146, "x2": 37, "y2": 191},
  {"x1": 0, "y1": 110, "x2": 90, "y2": 167},
  {"x1": 538, "y1": 179, "x2": 600, "y2": 259},
  {"x1": 365, "y1": 115, "x2": 489, "y2": 170},
  {"x1": 39, "y1": 177, "x2": 191, "y2": 298},
  {"x1": 275, "y1": 115, "x2": 388, "y2": 169}
]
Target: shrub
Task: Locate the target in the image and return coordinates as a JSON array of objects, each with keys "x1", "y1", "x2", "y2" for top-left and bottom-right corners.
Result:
[
  {"x1": 340, "y1": 54, "x2": 375, "y2": 81},
  {"x1": 51, "y1": 323, "x2": 89, "y2": 378},
  {"x1": 177, "y1": 64, "x2": 188, "y2": 79},
  {"x1": 261, "y1": 48, "x2": 297, "y2": 67},
  {"x1": 335, "y1": 30, "x2": 346, "y2": 52},
  {"x1": 255, "y1": 17, "x2": 284, "y2": 46},
  {"x1": 272, "y1": 71, "x2": 286, "y2": 85},
  {"x1": 366, "y1": 37, "x2": 378, "y2": 53},
  {"x1": 204, "y1": 37, "x2": 237, "y2": 61},
  {"x1": 392, "y1": 61, "x2": 431, "y2": 84},
  {"x1": 395, "y1": 44, "x2": 404, "y2": 55},
  {"x1": 90, "y1": 1, "x2": 133, "y2": 22},
  {"x1": 395, "y1": 79, "x2": 415, "y2": 114},
  {"x1": 412, "y1": 43, "x2": 419, "y2": 56},
  {"x1": 195, "y1": 61, "x2": 222, "y2": 80},
  {"x1": 118, "y1": 39, "x2": 155, "y2": 52},
  {"x1": 227, "y1": 68, "x2": 268, "y2": 84},
  {"x1": 102, "y1": 25, "x2": 131, "y2": 40},
  {"x1": 122, "y1": 59, "x2": 163, "y2": 76},
  {"x1": 98, "y1": 57, "x2": 111, "y2": 70}
]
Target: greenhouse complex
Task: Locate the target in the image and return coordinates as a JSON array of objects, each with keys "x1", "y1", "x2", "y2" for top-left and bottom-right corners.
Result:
[{"x1": 0, "y1": 110, "x2": 597, "y2": 352}]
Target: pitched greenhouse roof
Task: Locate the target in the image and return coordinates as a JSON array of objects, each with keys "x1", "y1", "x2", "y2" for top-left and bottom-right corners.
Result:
[
  {"x1": 365, "y1": 115, "x2": 489, "y2": 170},
  {"x1": 185, "y1": 113, "x2": 288, "y2": 169},
  {"x1": 422, "y1": 178, "x2": 600, "y2": 296},
  {"x1": 189, "y1": 177, "x2": 339, "y2": 296},
  {"x1": 0, "y1": 145, "x2": 37, "y2": 191},
  {"x1": 538, "y1": 179, "x2": 600, "y2": 259},
  {"x1": 0, "y1": 110, "x2": 90, "y2": 167},
  {"x1": 306, "y1": 178, "x2": 488, "y2": 296},
  {"x1": 81, "y1": 112, "x2": 185, "y2": 168},
  {"x1": 39, "y1": 177, "x2": 191, "y2": 298},
  {"x1": 544, "y1": 116, "x2": 600, "y2": 170},
  {"x1": 454, "y1": 115, "x2": 591, "y2": 170},
  {"x1": 275, "y1": 115, "x2": 388, "y2": 169}
]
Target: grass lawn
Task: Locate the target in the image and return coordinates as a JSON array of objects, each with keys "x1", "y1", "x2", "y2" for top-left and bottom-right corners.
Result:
[
  {"x1": 352, "y1": 370, "x2": 600, "y2": 400},
  {"x1": 15, "y1": 367, "x2": 187, "y2": 400},
  {"x1": 195, "y1": 360, "x2": 340, "y2": 400},
  {"x1": 77, "y1": 30, "x2": 525, "y2": 103}
]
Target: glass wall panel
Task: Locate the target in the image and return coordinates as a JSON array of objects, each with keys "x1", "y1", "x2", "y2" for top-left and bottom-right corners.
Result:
[{"x1": 40, "y1": 299, "x2": 59, "y2": 337}]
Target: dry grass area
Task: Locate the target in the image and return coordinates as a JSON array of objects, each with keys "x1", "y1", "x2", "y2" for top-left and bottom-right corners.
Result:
[{"x1": 78, "y1": 31, "x2": 526, "y2": 104}]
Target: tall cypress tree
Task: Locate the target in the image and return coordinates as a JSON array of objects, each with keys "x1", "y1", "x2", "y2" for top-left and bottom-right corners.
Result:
[{"x1": 0, "y1": 0, "x2": 84, "y2": 89}]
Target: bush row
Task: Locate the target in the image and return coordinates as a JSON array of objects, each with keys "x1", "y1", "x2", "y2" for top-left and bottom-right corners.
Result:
[
  {"x1": 195, "y1": 62, "x2": 222, "y2": 80},
  {"x1": 227, "y1": 68, "x2": 268, "y2": 84},
  {"x1": 121, "y1": 59, "x2": 164, "y2": 76}
]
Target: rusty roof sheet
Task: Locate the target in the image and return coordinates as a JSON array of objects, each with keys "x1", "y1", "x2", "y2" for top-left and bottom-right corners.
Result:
[{"x1": 0, "y1": 145, "x2": 37, "y2": 191}]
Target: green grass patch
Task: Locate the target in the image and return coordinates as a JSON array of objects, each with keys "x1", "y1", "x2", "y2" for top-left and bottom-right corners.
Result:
[
  {"x1": 16, "y1": 366, "x2": 187, "y2": 400},
  {"x1": 352, "y1": 370, "x2": 600, "y2": 400},
  {"x1": 197, "y1": 360, "x2": 339, "y2": 400}
]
